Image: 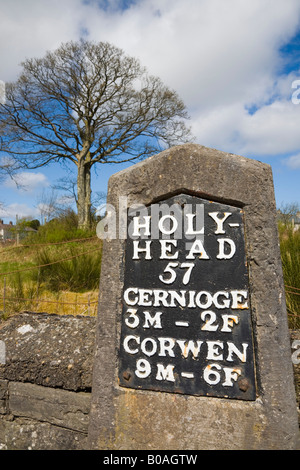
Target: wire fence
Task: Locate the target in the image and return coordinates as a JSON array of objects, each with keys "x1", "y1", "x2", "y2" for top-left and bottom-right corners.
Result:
[
  {"x1": 1, "y1": 294, "x2": 99, "y2": 316},
  {"x1": 0, "y1": 235, "x2": 98, "y2": 254},
  {"x1": 0, "y1": 246, "x2": 101, "y2": 276},
  {"x1": 0, "y1": 237, "x2": 299, "y2": 320},
  {"x1": 1, "y1": 287, "x2": 99, "y2": 317},
  {"x1": 0, "y1": 237, "x2": 101, "y2": 317}
]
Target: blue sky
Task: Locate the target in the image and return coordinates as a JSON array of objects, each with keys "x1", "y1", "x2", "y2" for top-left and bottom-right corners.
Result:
[{"x1": 1, "y1": 0, "x2": 300, "y2": 223}]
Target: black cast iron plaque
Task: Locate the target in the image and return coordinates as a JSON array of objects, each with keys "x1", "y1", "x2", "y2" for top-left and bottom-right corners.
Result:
[{"x1": 118, "y1": 194, "x2": 256, "y2": 400}]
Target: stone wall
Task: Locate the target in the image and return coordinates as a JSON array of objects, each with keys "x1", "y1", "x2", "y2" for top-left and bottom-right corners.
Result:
[
  {"x1": 0, "y1": 381, "x2": 91, "y2": 450},
  {"x1": 0, "y1": 312, "x2": 299, "y2": 450},
  {"x1": 0, "y1": 313, "x2": 95, "y2": 450}
]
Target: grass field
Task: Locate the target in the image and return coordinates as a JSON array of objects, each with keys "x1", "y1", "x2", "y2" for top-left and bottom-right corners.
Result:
[
  {"x1": 0, "y1": 234, "x2": 102, "y2": 318},
  {"x1": 0, "y1": 217, "x2": 299, "y2": 328}
]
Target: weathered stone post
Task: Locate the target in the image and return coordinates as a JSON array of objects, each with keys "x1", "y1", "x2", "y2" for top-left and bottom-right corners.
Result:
[{"x1": 88, "y1": 144, "x2": 299, "y2": 450}]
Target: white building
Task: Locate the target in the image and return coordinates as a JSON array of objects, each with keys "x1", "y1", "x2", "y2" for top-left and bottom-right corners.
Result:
[{"x1": 0, "y1": 220, "x2": 14, "y2": 241}]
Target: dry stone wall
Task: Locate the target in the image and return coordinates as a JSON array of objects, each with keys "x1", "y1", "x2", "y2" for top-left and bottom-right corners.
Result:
[{"x1": 0, "y1": 312, "x2": 95, "y2": 450}]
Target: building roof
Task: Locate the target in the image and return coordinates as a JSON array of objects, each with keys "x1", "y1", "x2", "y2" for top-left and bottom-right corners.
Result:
[{"x1": 0, "y1": 220, "x2": 14, "y2": 229}]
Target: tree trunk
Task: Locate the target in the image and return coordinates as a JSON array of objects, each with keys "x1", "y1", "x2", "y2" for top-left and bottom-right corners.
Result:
[{"x1": 77, "y1": 160, "x2": 92, "y2": 229}]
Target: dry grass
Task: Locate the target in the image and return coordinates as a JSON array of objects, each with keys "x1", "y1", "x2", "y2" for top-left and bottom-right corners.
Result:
[{"x1": 10, "y1": 289, "x2": 100, "y2": 316}]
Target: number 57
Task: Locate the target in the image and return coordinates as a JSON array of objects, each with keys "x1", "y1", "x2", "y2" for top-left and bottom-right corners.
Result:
[{"x1": 159, "y1": 262, "x2": 194, "y2": 285}]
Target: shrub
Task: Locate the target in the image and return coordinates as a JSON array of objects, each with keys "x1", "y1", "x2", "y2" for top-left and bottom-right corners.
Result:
[
  {"x1": 279, "y1": 223, "x2": 300, "y2": 329},
  {"x1": 27, "y1": 209, "x2": 95, "y2": 244},
  {"x1": 2, "y1": 273, "x2": 38, "y2": 318},
  {"x1": 34, "y1": 246, "x2": 101, "y2": 292}
]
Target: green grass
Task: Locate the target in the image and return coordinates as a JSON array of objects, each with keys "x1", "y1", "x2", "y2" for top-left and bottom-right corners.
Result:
[
  {"x1": 26, "y1": 209, "x2": 96, "y2": 244},
  {"x1": 278, "y1": 222, "x2": 300, "y2": 329},
  {"x1": 0, "y1": 260, "x2": 33, "y2": 274},
  {"x1": 1, "y1": 213, "x2": 300, "y2": 328},
  {"x1": 34, "y1": 246, "x2": 101, "y2": 292},
  {"x1": 0, "y1": 210, "x2": 102, "y2": 317}
]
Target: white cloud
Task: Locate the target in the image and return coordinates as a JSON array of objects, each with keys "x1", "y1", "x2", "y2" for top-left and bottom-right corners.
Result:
[
  {"x1": 191, "y1": 97, "x2": 300, "y2": 157},
  {"x1": 79, "y1": 0, "x2": 300, "y2": 156},
  {"x1": 239, "y1": 101, "x2": 300, "y2": 156},
  {"x1": 0, "y1": 202, "x2": 39, "y2": 221},
  {"x1": 0, "y1": 0, "x2": 300, "y2": 159},
  {"x1": 0, "y1": 80, "x2": 5, "y2": 104},
  {"x1": 83, "y1": 0, "x2": 300, "y2": 103},
  {"x1": 4, "y1": 172, "x2": 49, "y2": 192},
  {"x1": 0, "y1": 0, "x2": 84, "y2": 81},
  {"x1": 284, "y1": 153, "x2": 300, "y2": 169}
]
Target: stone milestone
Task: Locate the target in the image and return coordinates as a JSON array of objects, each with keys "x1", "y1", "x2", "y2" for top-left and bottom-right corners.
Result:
[{"x1": 88, "y1": 144, "x2": 299, "y2": 450}]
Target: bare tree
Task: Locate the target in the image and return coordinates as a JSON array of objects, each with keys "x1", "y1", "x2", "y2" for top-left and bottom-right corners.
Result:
[
  {"x1": 278, "y1": 202, "x2": 300, "y2": 225},
  {"x1": 0, "y1": 40, "x2": 192, "y2": 228},
  {"x1": 36, "y1": 188, "x2": 65, "y2": 224},
  {"x1": 52, "y1": 176, "x2": 78, "y2": 207},
  {"x1": 53, "y1": 175, "x2": 106, "y2": 217}
]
